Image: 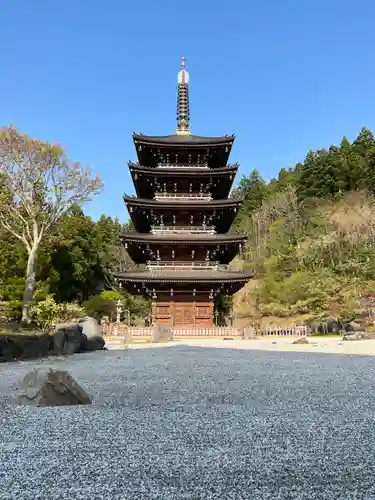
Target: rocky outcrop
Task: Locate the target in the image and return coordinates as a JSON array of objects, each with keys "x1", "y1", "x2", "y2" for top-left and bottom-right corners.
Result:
[
  {"x1": 345, "y1": 321, "x2": 364, "y2": 332},
  {"x1": 0, "y1": 331, "x2": 52, "y2": 362},
  {"x1": 53, "y1": 323, "x2": 84, "y2": 355},
  {"x1": 17, "y1": 368, "x2": 92, "y2": 407},
  {"x1": 293, "y1": 337, "x2": 309, "y2": 344},
  {"x1": 342, "y1": 331, "x2": 367, "y2": 341},
  {"x1": 243, "y1": 327, "x2": 256, "y2": 340},
  {"x1": 78, "y1": 317, "x2": 105, "y2": 351},
  {"x1": 53, "y1": 318, "x2": 105, "y2": 355},
  {"x1": 151, "y1": 325, "x2": 173, "y2": 343},
  {"x1": 0, "y1": 317, "x2": 106, "y2": 362}
]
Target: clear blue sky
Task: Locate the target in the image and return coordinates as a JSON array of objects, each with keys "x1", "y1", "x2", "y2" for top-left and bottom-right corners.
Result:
[{"x1": 1, "y1": 0, "x2": 374, "y2": 221}]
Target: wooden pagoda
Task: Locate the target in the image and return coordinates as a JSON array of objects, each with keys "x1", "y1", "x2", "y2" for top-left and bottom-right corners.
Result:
[{"x1": 115, "y1": 57, "x2": 252, "y2": 326}]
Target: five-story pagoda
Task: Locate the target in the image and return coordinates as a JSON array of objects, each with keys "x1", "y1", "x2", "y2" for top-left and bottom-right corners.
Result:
[{"x1": 115, "y1": 58, "x2": 252, "y2": 326}]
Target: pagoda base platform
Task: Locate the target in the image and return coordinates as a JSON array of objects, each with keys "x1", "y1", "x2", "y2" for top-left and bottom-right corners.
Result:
[{"x1": 152, "y1": 298, "x2": 214, "y2": 327}]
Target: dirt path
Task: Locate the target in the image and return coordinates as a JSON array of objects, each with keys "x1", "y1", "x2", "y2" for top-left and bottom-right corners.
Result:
[{"x1": 105, "y1": 336, "x2": 375, "y2": 356}]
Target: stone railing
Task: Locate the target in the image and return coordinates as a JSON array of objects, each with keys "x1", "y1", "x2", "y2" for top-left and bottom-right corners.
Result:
[{"x1": 151, "y1": 225, "x2": 216, "y2": 235}]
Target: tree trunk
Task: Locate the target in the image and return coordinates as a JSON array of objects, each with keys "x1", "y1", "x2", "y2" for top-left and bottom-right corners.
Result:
[{"x1": 21, "y1": 245, "x2": 38, "y2": 324}]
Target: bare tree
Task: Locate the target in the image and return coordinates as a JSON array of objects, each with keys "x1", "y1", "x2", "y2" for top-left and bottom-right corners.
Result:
[{"x1": 0, "y1": 126, "x2": 102, "y2": 323}]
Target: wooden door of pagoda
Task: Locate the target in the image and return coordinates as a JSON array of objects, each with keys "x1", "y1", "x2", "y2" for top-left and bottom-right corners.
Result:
[
  {"x1": 152, "y1": 302, "x2": 173, "y2": 326},
  {"x1": 174, "y1": 303, "x2": 194, "y2": 327},
  {"x1": 195, "y1": 302, "x2": 214, "y2": 327}
]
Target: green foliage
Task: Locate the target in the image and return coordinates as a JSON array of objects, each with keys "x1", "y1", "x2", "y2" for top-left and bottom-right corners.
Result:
[
  {"x1": 0, "y1": 300, "x2": 23, "y2": 321},
  {"x1": 0, "y1": 277, "x2": 26, "y2": 301},
  {"x1": 0, "y1": 125, "x2": 102, "y2": 323},
  {"x1": 0, "y1": 199, "x2": 149, "y2": 321},
  {"x1": 38, "y1": 209, "x2": 122, "y2": 302},
  {"x1": 232, "y1": 169, "x2": 269, "y2": 229},
  {"x1": 82, "y1": 290, "x2": 150, "y2": 322},
  {"x1": 29, "y1": 296, "x2": 60, "y2": 331},
  {"x1": 29, "y1": 296, "x2": 84, "y2": 332},
  {"x1": 82, "y1": 295, "x2": 117, "y2": 320},
  {"x1": 0, "y1": 230, "x2": 27, "y2": 300},
  {"x1": 236, "y1": 126, "x2": 375, "y2": 322},
  {"x1": 215, "y1": 294, "x2": 233, "y2": 325},
  {"x1": 123, "y1": 293, "x2": 151, "y2": 319},
  {"x1": 100, "y1": 290, "x2": 122, "y2": 301},
  {"x1": 2, "y1": 124, "x2": 375, "y2": 326},
  {"x1": 295, "y1": 127, "x2": 375, "y2": 202},
  {"x1": 0, "y1": 207, "x2": 133, "y2": 304},
  {"x1": 216, "y1": 294, "x2": 232, "y2": 314}
]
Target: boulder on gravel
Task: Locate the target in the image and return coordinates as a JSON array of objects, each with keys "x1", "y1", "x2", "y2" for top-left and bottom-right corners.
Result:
[
  {"x1": 0, "y1": 332, "x2": 52, "y2": 362},
  {"x1": 52, "y1": 323, "x2": 84, "y2": 355},
  {"x1": 342, "y1": 331, "x2": 366, "y2": 341},
  {"x1": 345, "y1": 321, "x2": 363, "y2": 332},
  {"x1": 122, "y1": 329, "x2": 133, "y2": 348},
  {"x1": 151, "y1": 325, "x2": 173, "y2": 343},
  {"x1": 293, "y1": 337, "x2": 309, "y2": 345},
  {"x1": 0, "y1": 336, "x2": 17, "y2": 361},
  {"x1": 78, "y1": 317, "x2": 105, "y2": 351},
  {"x1": 13, "y1": 332, "x2": 51, "y2": 359},
  {"x1": 17, "y1": 367, "x2": 92, "y2": 407},
  {"x1": 243, "y1": 327, "x2": 256, "y2": 340},
  {"x1": 82, "y1": 335, "x2": 105, "y2": 351},
  {"x1": 78, "y1": 316, "x2": 101, "y2": 337}
]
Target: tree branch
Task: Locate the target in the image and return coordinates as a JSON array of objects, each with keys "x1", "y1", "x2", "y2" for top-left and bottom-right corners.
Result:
[{"x1": 0, "y1": 216, "x2": 31, "y2": 253}]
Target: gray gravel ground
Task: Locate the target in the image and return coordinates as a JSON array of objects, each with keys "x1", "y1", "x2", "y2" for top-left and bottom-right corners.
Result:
[{"x1": 1, "y1": 346, "x2": 375, "y2": 499}]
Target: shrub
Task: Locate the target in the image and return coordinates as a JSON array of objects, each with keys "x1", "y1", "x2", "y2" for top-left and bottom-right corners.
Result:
[
  {"x1": 82, "y1": 294, "x2": 117, "y2": 321},
  {"x1": 29, "y1": 296, "x2": 59, "y2": 332},
  {"x1": 29, "y1": 297, "x2": 84, "y2": 332},
  {"x1": 0, "y1": 300, "x2": 23, "y2": 321},
  {"x1": 100, "y1": 290, "x2": 122, "y2": 301},
  {"x1": 55, "y1": 302, "x2": 84, "y2": 324},
  {"x1": 0, "y1": 278, "x2": 25, "y2": 301}
]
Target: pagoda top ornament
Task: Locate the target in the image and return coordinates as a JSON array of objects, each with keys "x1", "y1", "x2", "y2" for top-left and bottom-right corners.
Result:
[
  {"x1": 176, "y1": 56, "x2": 191, "y2": 136},
  {"x1": 177, "y1": 56, "x2": 189, "y2": 84}
]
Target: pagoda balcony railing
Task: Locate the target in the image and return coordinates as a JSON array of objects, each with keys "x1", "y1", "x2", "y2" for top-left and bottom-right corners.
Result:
[
  {"x1": 146, "y1": 260, "x2": 228, "y2": 271},
  {"x1": 157, "y1": 163, "x2": 209, "y2": 169},
  {"x1": 154, "y1": 192, "x2": 212, "y2": 201},
  {"x1": 150, "y1": 225, "x2": 216, "y2": 235}
]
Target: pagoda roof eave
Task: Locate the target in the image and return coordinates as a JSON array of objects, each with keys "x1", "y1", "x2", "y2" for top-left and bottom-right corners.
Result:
[
  {"x1": 123, "y1": 195, "x2": 243, "y2": 209},
  {"x1": 132, "y1": 133, "x2": 235, "y2": 148},
  {"x1": 120, "y1": 232, "x2": 247, "y2": 244},
  {"x1": 128, "y1": 162, "x2": 239, "y2": 176},
  {"x1": 114, "y1": 269, "x2": 254, "y2": 284}
]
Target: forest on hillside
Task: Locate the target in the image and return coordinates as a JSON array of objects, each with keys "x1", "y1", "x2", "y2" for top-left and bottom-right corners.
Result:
[
  {"x1": 232, "y1": 127, "x2": 375, "y2": 324},
  {"x1": 1, "y1": 126, "x2": 375, "y2": 326}
]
